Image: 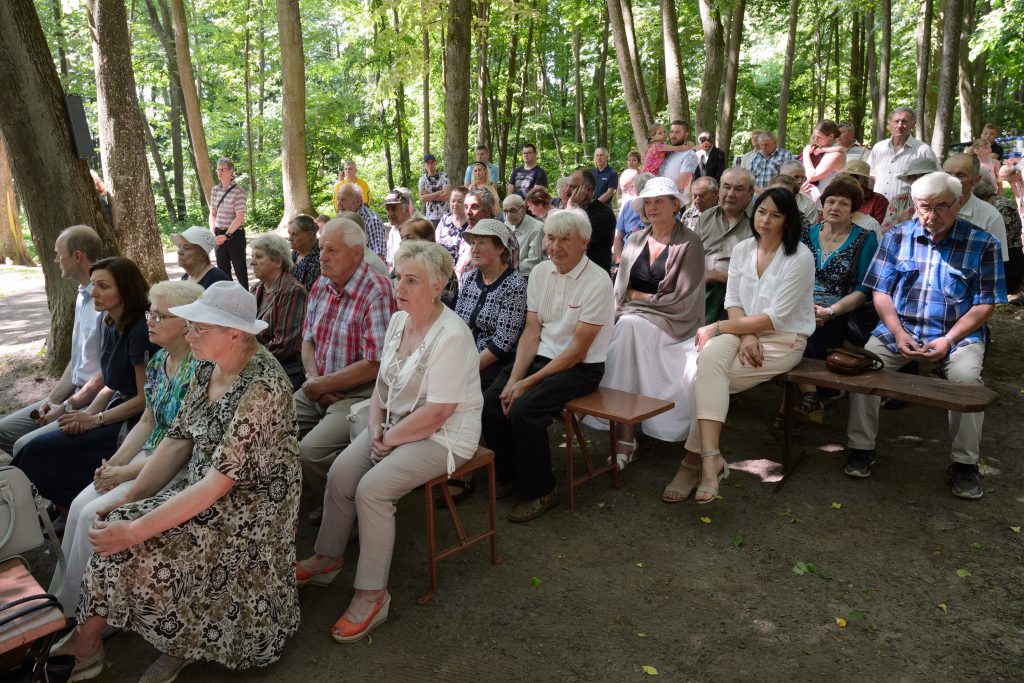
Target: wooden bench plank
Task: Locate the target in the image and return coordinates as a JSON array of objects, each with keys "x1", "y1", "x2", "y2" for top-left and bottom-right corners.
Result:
[{"x1": 564, "y1": 386, "x2": 675, "y2": 424}]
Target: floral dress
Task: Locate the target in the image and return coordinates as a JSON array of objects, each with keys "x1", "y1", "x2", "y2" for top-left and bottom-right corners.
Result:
[{"x1": 78, "y1": 348, "x2": 301, "y2": 670}]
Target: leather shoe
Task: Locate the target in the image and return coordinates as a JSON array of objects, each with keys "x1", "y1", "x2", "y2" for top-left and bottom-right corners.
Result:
[{"x1": 507, "y1": 490, "x2": 559, "y2": 523}]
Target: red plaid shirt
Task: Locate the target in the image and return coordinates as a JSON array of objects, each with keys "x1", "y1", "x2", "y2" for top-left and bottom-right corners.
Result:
[
  {"x1": 303, "y1": 262, "x2": 396, "y2": 375},
  {"x1": 858, "y1": 190, "x2": 889, "y2": 225}
]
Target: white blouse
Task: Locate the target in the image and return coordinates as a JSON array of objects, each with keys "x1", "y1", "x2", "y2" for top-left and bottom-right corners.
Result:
[{"x1": 724, "y1": 237, "x2": 816, "y2": 336}]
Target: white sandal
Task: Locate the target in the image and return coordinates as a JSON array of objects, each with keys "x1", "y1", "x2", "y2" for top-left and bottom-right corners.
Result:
[
  {"x1": 695, "y1": 449, "x2": 729, "y2": 505},
  {"x1": 607, "y1": 439, "x2": 638, "y2": 471}
]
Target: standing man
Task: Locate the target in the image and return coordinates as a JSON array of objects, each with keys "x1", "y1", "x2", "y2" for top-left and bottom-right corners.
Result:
[
  {"x1": 844, "y1": 172, "x2": 1005, "y2": 498},
  {"x1": 567, "y1": 169, "x2": 616, "y2": 274},
  {"x1": 336, "y1": 183, "x2": 387, "y2": 261},
  {"x1": 659, "y1": 120, "x2": 699, "y2": 201},
  {"x1": 944, "y1": 153, "x2": 1010, "y2": 263},
  {"x1": 0, "y1": 226, "x2": 104, "y2": 456},
  {"x1": 333, "y1": 160, "x2": 371, "y2": 209},
  {"x1": 418, "y1": 154, "x2": 451, "y2": 228},
  {"x1": 591, "y1": 148, "x2": 618, "y2": 204},
  {"x1": 749, "y1": 131, "x2": 794, "y2": 194},
  {"x1": 693, "y1": 132, "x2": 726, "y2": 183},
  {"x1": 838, "y1": 122, "x2": 870, "y2": 162},
  {"x1": 382, "y1": 188, "x2": 416, "y2": 269},
  {"x1": 867, "y1": 106, "x2": 938, "y2": 202},
  {"x1": 695, "y1": 168, "x2": 755, "y2": 323},
  {"x1": 739, "y1": 129, "x2": 763, "y2": 169},
  {"x1": 464, "y1": 145, "x2": 500, "y2": 184},
  {"x1": 209, "y1": 157, "x2": 248, "y2": 289},
  {"x1": 508, "y1": 143, "x2": 549, "y2": 199}
]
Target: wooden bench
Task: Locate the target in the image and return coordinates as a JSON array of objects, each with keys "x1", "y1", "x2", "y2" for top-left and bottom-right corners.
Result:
[
  {"x1": 419, "y1": 446, "x2": 505, "y2": 605},
  {"x1": 780, "y1": 358, "x2": 998, "y2": 478},
  {"x1": 562, "y1": 387, "x2": 675, "y2": 510},
  {"x1": 0, "y1": 558, "x2": 66, "y2": 667}
]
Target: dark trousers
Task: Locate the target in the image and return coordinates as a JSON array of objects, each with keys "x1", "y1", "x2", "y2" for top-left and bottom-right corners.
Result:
[
  {"x1": 1006, "y1": 247, "x2": 1024, "y2": 295},
  {"x1": 481, "y1": 357, "x2": 604, "y2": 500},
  {"x1": 215, "y1": 228, "x2": 248, "y2": 289}
]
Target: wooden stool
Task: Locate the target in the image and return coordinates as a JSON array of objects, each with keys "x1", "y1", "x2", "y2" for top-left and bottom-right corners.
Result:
[
  {"x1": 419, "y1": 447, "x2": 505, "y2": 605},
  {"x1": 562, "y1": 387, "x2": 675, "y2": 510},
  {"x1": 0, "y1": 558, "x2": 66, "y2": 665}
]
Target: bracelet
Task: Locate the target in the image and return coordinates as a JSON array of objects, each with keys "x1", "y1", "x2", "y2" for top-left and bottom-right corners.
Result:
[
  {"x1": 826, "y1": 307, "x2": 835, "y2": 320},
  {"x1": 98, "y1": 411, "x2": 105, "y2": 426},
  {"x1": 715, "y1": 321, "x2": 722, "y2": 336},
  {"x1": 944, "y1": 335, "x2": 955, "y2": 347}
]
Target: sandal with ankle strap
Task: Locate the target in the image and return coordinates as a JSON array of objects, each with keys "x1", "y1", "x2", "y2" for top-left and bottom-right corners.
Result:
[
  {"x1": 795, "y1": 392, "x2": 825, "y2": 424},
  {"x1": 662, "y1": 459, "x2": 700, "y2": 503},
  {"x1": 695, "y1": 449, "x2": 729, "y2": 505},
  {"x1": 606, "y1": 439, "x2": 638, "y2": 471}
]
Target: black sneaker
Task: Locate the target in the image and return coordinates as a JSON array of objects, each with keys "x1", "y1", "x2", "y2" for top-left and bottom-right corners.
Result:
[
  {"x1": 948, "y1": 463, "x2": 983, "y2": 499},
  {"x1": 844, "y1": 449, "x2": 876, "y2": 478}
]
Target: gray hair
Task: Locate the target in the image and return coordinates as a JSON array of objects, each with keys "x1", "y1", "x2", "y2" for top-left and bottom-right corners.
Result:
[
  {"x1": 322, "y1": 217, "x2": 367, "y2": 249},
  {"x1": 251, "y1": 233, "x2": 294, "y2": 271},
  {"x1": 780, "y1": 160, "x2": 804, "y2": 175},
  {"x1": 337, "y1": 210, "x2": 365, "y2": 231},
  {"x1": 946, "y1": 152, "x2": 981, "y2": 176},
  {"x1": 544, "y1": 209, "x2": 592, "y2": 242},
  {"x1": 911, "y1": 172, "x2": 961, "y2": 201},
  {"x1": 555, "y1": 176, "x2": 570, "y2": 191},
  {"x1": 149, "y1": 280, "x2": 203, "y2": 309},
  {"x1": 721, "y1": 166, "x2": 754, "y2": 189},
  {"x1": 336, "y1": 182, "x2": 363, "y2": 206},
  {"x1": 467, "y1": 187, "x2": 497, "y2": 216},
  {"x1": 973, "y1": 177, "x2": 996, "y2": 200},
  {"x1": 890, "y1": 106, "x2": 917, "y2": 124},
  {"x1": 502, "y1": 193, "x2": 525, "y2": 210},
  {"x1": 692, "y1": 176, "x2": 719, "y2": 193},
  {"x1": 757, "y1": 131, "x2": 777, "y2": 143},
  {"x1": 633, "y1": 172, "x2": 654, "y2": 195},
  {"x1": 838, "y1": 121, "x2": 855, "y2": 133},
  {"x1": 216, "y1": 157, "x2": 235, "y2": 170},
  {"x1": 393, "y1": 239, "x2": 453, "y2": 285},
  {"x1": 59, "y1": 224, "x2": 103, "y2": 262}
]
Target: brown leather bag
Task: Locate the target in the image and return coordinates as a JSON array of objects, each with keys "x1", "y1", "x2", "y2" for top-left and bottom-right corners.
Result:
[{"x1": 825, "y1": 341, "x2": 885, "y2": 375}]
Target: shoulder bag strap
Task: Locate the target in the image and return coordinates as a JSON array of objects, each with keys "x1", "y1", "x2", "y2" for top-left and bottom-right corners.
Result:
[{"x1": 215, "y1": 182, "x2": 237, "y2": 211}]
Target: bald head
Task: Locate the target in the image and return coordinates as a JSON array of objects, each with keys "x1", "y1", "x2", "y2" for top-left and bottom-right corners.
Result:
[
  {"x1": 336, "y1": 182, "x2": 363, "y2": 212},
  {"x1": 942, "y1": 153, "x2": 981, "y2": 197}
]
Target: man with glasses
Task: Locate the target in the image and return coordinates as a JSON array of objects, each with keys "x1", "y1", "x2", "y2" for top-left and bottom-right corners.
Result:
[
  {"x1": 508, "y1": 143, "x2": 549, "y2": 199},
  {"x1": 844, "y1": 172, "x2": 1006, "y2": 499},
  {"x1": 943, "y1": 153, "x2": 1009, "y2": 264},
  {"x1": 502, "y1": 194, "x2": 545, "y2": 277}
]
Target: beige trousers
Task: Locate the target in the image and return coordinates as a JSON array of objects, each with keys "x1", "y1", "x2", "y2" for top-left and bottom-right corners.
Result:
[
  {"x1": 847, "y1": 337, "x2": 985, "y2": 464},
  {"x1": 684, "y1": 331, "x2": 806, "y2": 453},
  {"x1": 294, "y1": 381, "x2": 375, "y2": 497},
  {"x1": 313, "y1": 428, "x2": 454, "y2": 590}
]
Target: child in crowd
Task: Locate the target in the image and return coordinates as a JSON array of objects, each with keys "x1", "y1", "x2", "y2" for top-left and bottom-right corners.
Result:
[
  {"x1": 641, "y1": 124, "x2": 693, "y2": 175},
  {"x1": 971, "y1": 139, "x2": 1000, "y2": 190}
]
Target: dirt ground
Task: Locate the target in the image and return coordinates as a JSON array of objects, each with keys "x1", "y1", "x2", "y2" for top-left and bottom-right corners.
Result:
[{"x1": 1, "y1": 263, "x2": 1022, "y2": 681}]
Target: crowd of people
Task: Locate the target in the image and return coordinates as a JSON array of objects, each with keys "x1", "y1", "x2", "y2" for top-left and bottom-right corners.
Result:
[{"x1": 0, "y1": 105, "x2": 1019, "y2": 680}]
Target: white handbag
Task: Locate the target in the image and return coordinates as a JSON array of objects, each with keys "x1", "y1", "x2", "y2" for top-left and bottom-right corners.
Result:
[{"x1": 0, "y1": 466, "x2": 66, "y2": 594}]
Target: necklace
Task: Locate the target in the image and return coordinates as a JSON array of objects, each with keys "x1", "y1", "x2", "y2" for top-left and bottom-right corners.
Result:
[{"x1": 819, "y1": 225, "x2": 849, "y2": 260}]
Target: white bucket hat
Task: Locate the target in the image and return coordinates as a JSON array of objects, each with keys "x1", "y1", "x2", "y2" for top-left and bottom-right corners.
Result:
[
  {"x1": 171, "y1": 226, "x2": 216, "y2": 254},
  {"x1": 168, "y1": 281, "x2": 268, "y2": 334},
  {"x1": 631, "y1": 176, "x2": 684, "y2": 212}
]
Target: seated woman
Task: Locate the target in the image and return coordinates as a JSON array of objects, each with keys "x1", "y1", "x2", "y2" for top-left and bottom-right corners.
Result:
[
  {"x1": 287, "y1": 214, "x2": 322, "y2": 290},
  {"x1": 977, "y1": 173, "x2": 1023, "y2": 297},
  {"x1": 800, "y1": 120, "x2": 846, "y2": 199},
  {"x1": 172, "y1": 227, "x2": 230, "y2": 288},
  {"x1": 250, "y1": 233, "x2": 309, "y2": 389},
  {"x1": 296, "y1": 241, "x2": 483, "y2": 643},
  {"x1": 662, "y1": 188, "x2": 815, "y2": 504},
  {"x1": 436, "y1": 186, "x2": 470, "y2": 262},
  {"x1": 525, "y1": 185, "x2": 554, "y2": 222},
  {"x1": 398, "y1": 217, "x2": 460, "y2": 309},
  {"x1": 52, "y1": 280, "x2": 202, "y2": 615},
  {"x1": 54, "y1": 281, "x2": 301, "y2": 681},
  {"x1": 581, "y1": 178, "x2": 705, "y2": 481},
  {"x1": 14, "y1": 257, "x2": 153, "y2": 515}
]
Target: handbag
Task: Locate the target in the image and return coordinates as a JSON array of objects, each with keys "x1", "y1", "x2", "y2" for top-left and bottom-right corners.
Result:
[{"x1": 825, "y1": 341, "x2": 885, "y2": 375}]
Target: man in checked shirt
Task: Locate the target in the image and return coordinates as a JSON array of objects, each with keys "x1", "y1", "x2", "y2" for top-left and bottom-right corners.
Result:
[{"x1": 844, "y1": 172, "x2": 1006, "y2": 498}]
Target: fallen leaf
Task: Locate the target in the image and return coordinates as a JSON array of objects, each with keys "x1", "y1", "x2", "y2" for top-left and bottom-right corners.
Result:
[
  {"x1": 792, "y1": 561, "x2": 808, "y2": 576},
  {"x1": 835, "y1": 617, "x2": 847, "y2": 628},
  {"x1": 847, "y1": 610, "x2": 865, "y2": 620},
  {"x1": 937, "y1": 603, "x2": 949, "y2": 614},
  {"x1": 969, "y1": 542, "x2": 982, "y2": 550},
  {"x1": 700, "y1": 516, "x2": 711, "y2": 524},
  {"x1": 597, "y1": 502, "x2": 606, "y2": 508},
  {"x1": 642, "y1": 665, "x2": 659, "y2": 676},
  {"x1": 531, "y1": 576, "x2": 542, "y2": 587},
  {"x1": 955, "y1": 568, "x2": 971, "y2": 578},
  {"x1": 831, "y1": 502, "x2": 842, "y2": 509},
  {"x1": 1011, "y1": 526, "x2": 1021, "y2": 534},
  {"x1": 732, "y1": 532, "x2": 743, "y2": 548},
  {"x1": 637, "y1": 632, "x2": 648, "y2": 638},
  {"x1": 714, "y1": 494, "x2": 724, "y2": 500},
  {"x1": 636, "y1": 562, "x2": 645, "y2": 568}
]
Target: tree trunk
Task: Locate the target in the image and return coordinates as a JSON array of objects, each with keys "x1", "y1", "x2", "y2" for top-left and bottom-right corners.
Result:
[
  {"x1": 257, "y1": 0, "x2": 266, "y2": 155},
  {"x1": 148, "y1": 0, "x2": 187, "y2": 218},
  {"x1": 833, "y1": 16, "x2": 841, "y2": 119},
  {"x1": 507, "y1": 13, "x2": 535, "y2": 179},
  {"x1": 850, "y1": 11, "x2": 864, "y2": 138},
  {"x1": 572, "y1": 26, "x2": 585, "y2": 164},
  {"x1": 619, "y1": 0, "x2": 652, "y2": 128},
  {"x1": 928, "y1": 6, "x2": 944, "y2": 137},
  {"x1": 916, "y1": 0, "x2": 933, "y2": 142},
  {"x1": 718, "y1": 0, "x2": 745, "y2": 160},
  {"x1": 49, "y1": 0, "x2": 69, "y2": 83},
  {"x1": 497, "y1": 0, "x2": 520, "y2": 179},
  {"x1": 142, "y1": 104, "x2": 176, "y2": 219},
  {"x1": 276, "y1": 0, "x2": 313, "y2": 225},
  {"x1": 443, "y1": 0, "x2": 471, "y2": 188},
  {"x1": 696, "y1": 0, "x2": 725, "y2": 140},
  {"x1": 931, "y1": 0, "x2": 963, "y2": 157},
  {"x1": 595, "y1": 6, "x2": 610, "y2": 148},
  {"x1": 607, "y1": 0, "x2": 650, "y2": 152},
  {"x1": 244, "y1": 0, "x2": 256, "y2": 199},
  {"x1": 778, "y1": 0, "x2": 798, "y2": 148},
  {"x1": 958, "y1": 0, "x2": 980, "y2": 141},
  {"x1": 87, "y1": 0, "x2": 167, "y2": 284},
  {"x1": 660, "y1": 0, "x2": 688, "y2": 124},
  {"x1": 866, "y1": 11, "x2": 880, "y2": 143},
  {"x1": 0, "y1": 0, "x2": 120, "y2": 372},
  {"x1": 171, "y1": 0, "x2": 213, "y2": 203},
  {"x1": 874, "y1": 0, "x2": 891, "y2": 140},
  {"x1": 0, "y1": 135, "x2": 34, "y2": 266},
  {"x1": 475, "y1": 0, "x2": 490, "y2": 148},
  {"x1": 395, "y1": 83, "x2": 412, "y2": 187},
  {"x1": 422, "y1": 19, "x2": 430, "y2": 154}
]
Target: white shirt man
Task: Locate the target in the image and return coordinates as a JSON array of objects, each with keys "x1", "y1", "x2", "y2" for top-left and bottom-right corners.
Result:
[
  {"x1": 944, "y1": 153, "x2": 1009, "y2": 262},
  {"x1": 660, "y1": 121, "x2": 698, "y2": 202},
  {"x1": 868, "y1": 107, "x2": 938, "y2": 201}
]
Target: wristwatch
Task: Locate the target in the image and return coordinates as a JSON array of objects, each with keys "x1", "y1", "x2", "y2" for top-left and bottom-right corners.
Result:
[{"x1": 62, "y1": 399, "x2": 76, "y2": 413}]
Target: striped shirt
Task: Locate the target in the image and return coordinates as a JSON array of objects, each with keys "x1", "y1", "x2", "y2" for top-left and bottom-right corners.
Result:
[
  {"x1": 252, "y1": 272, "x2": 308, "y2": 361},
  {"x1": 863, "y1": 218, "x2": 1006, "y2": 354},
  {"x1": 867, "y1": 137, "x2": 938, "y2": 201},
  {"x1": 210, "y1": 182, "x2": 246, "y2": 229},
  {"x1": 357, "y1": 204, "x2": 388, "y2": 260},
  {"x1": 303, "y1": 262, "x2": 396, "y2": 375},
  {"x1": 749, "y1": 147, "x2": 795, "y2": 188},
  {"x1": 526, "y1": 256, "x2": 614, "y2": 363}
]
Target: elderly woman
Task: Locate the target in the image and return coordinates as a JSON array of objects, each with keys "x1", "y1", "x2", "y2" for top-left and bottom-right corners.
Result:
[
  {"x1": 977, "y1": 173, "x2": 1023, "y2": 295},
  {"x1": 250, "y1": 233, "x2": 308, "y2": 389},
  {"x1": 296, "y1": 241, "x2": 483, "y2": 642},
  {"x1": 52, "y1": 280, "x2": 202, "y2": 615},
  {"x1": 54, "y1": 281, "x2": 301, "y2": 681},
  {"x1": 663, "y1": 188, "x2": 815, "y2": 504},
  {"x1": 801, "y1": 119, "x2": 846, "y2": 198},
  {"x1": 398, "y1": 217, "x2": 460, "y2": 309},
  {"x1": 614, "y1": 172, "x2": 654, "y2": 267},
  {"x1": 287, "y1": 214, "x2": 322, "y2": 290},
  {"x1": 14, "y1": 257, "x2": 153, "y2": 513},
  {"x1": 525, "y1": 185, "x2": 554, "y2": 222},
  {"x1": 582, "y1": 178, "x2": 705, "y2": 480},
  {"x1": 172, "y1": 226, "x2": 230, "y2": 288}
]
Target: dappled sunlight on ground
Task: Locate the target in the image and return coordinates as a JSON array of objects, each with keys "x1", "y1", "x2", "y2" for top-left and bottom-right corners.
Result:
[{"x1": 729, "y1": 457, "x2": 784, "y2": 483}]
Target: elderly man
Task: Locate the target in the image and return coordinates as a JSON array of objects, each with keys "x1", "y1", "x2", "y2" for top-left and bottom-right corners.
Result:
[
  {"x1": 417, "y1": 153, "x2": 451, "y2": 228},
  {"x1": 297, "y1": 218, "x2": 397, "y2": 523},
  {"x1": 749, "y1": 131, "x2": 794, "y2": 194},
  {"x1": 591, "y1": 148, "x2": 618, "y2": 204},
  {"x1": 0, "y1": 226, "x2": 105, "y2": 457},
  {"x1": 659, "y1": 120, "x2": 698, "y2": 200},
  {"x1": 695, "y1": 167, "x2": 754, "y2": 323},
  {"x1": 502, "y1": 194, "x2": 546, "y2": 276},
  {"x1": 567, "y1": 169, "x2": 616, "y2": 273},
  {"x1": 844, "y1": 160, "x2": 889, "y2": 225},
  {"x1": 943, "y1": 153, "x2": 1009, "y2": 263},
  {"x1": 613, "y1": 172, "x2": 653, "y2": 269},
  {"x1": 464, "y1": 144, "x2": 500, "y2": 184},
  {"x1": 738, "y1": 129, "x2": 763, "y2": 170},
  {"x1": 780, "y1": 159, "x2": 820, "y2": 225},
  {"x1": 681, "y1": 176, "x2": 719, "y2": 232},
  {"x1": 508, "y1": 143, "x2": 549, "y2": 198},
  {"x1": 839, "y1": 122, "x2": 870, "y2": 162},
  {"x1": 694, "y1": 132, "x2": 726, "y2": 183},
  {"x1": 481, "y1": 211, "x2": 614, "y2": 522},
  {"x1": 868, "y1": 106, "x2": 938, "y2": 202},
  {"x1": 844, "y1": 172, "x2": 1005, "y2": 498},
  {"x1": 382, "y1": 188, "x2": 418, "y2": 269},
  {"x1": 336, "y1": 182, "x2": 387, "y2": 261},
  {"x1": 333, "y1": 160, "x2": 370, "y2": 207},
  {"x1": 172, "y1": 226, "x2": 230, "y2": 288}
]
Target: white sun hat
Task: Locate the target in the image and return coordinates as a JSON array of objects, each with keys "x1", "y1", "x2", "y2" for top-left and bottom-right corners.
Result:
[
  {"x1": 631, "y1": 176, "x2": 684, "y2": 212},
  {"x1": 168, "y1": 281, "x2": 268, "y2": 334},
  {"x1": 171, "y1": 225, "x2": 217, "y2": 254}
]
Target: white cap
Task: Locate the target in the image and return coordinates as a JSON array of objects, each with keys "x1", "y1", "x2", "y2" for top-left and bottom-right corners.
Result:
[
  {"x1": 171, "y1": 226, "x2": 216, "y2": 254},
  {"x1": 630, "y1": 176, "x2": 684, "y2": 212},
  {"x1": 169, "y1": 281, "x2": 268, "y2": 334}
]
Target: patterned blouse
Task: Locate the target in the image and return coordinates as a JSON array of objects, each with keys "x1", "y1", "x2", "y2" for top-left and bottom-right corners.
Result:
[
  {"x1": 142, "y1": 349, "x2": 197, "y2": 451},
  {"x1": 801, "y1": 223, "x2": 879, "y2": 307},
  {"x1": 455, "y1": 266, "x2": 528, "y2": 359},
  {"x1": 291, "y1": 242, "x2": 321, "y2": 291},
  {"x1": 989, "y1": 196, "x2": 1023, "y2": 250},
  {"x1": 436, "y1": 212, "x2": 469, "y2": 261}
]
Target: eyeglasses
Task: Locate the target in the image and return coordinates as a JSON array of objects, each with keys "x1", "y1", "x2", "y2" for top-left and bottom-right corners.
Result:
[
  {"x1": 916, "y1": 201, "x2": 956, "y2": 215},
  {"x1": 184, "y1": 322, "x2": 217, "y2": 336},
  {"x1": 146, "y1": 311, "x2": 179, "y2": 324}
]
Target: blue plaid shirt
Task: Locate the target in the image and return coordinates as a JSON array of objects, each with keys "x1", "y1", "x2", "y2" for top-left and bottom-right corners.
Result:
[
  {"x1": 863, "y1": 218, "x2": 1006, "y2": 353},
  {"x1": 749, "y1": 147, "x2": 794, "y2": 188}
]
